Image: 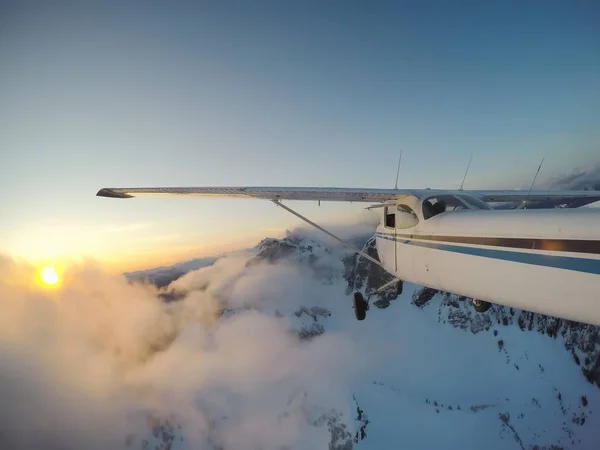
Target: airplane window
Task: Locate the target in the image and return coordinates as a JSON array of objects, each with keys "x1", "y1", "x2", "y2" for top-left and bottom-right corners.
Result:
[
  {"x1": 384, "y1": 206, "x2": 395, "y2": 228},
  {"x1": 423, "y1": 195, "x2": 470, "y2": 219},
  {"x1": 396, "y1": 204, "x2": 419, "y2": 229}
]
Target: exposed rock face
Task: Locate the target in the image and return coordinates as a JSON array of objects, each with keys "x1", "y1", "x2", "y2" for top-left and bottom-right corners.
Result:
[
  {"x1": 250, "y1": 235, "x2": 342, "y2": 283},
  {"x1": 125, "y1": 257, "x2": 218, "y2": 288}
]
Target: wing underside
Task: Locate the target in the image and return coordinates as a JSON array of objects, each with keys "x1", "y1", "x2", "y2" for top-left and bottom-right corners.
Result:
[
  {"x1": 96, "y1": 186, "x2": 600, "y2": 205},
  {"x1": 96, "y1": 187, "x2": 413, "y2": 202}
]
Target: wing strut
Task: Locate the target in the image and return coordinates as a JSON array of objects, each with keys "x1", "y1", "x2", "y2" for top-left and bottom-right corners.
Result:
[{"x1": 272, "y1": 200, "x2": 386, "y2": 270}]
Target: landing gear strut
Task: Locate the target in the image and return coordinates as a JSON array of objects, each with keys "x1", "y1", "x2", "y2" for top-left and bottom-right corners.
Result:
[
  {"x1": 472, "y1": 298, "x2": 491, "y2": 313},
  {"x1": 353, "y1": 279, "x2": 404, "y2": 321},
  {"x1": 271, "y1": 200, "x2": 397, "y2": 323},
  {"x1": 396, "y1": 280, "x2": 404, "y2": 296}
]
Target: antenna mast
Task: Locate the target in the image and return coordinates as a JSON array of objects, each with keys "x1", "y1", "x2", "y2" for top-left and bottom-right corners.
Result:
[
  {"x1": 394, "y1": 150, "x2": 403, "y2": 190},
  {"x1": 523, "y1": 157, "x2": 545, "y2": 209},
  {"x1": 459, "y1": 153, "x2": 473, "y2": 191}
]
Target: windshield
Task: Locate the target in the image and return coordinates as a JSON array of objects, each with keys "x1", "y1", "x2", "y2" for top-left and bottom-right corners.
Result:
[
  {"x1": 456, "y1": 194, "x2": 494, "y2": 210},
  {"x1": 422, "y1": 194, "x2": 494, "y2": 219},
  {"x1": 422, "y1": 195, "x2": 470, "y2": 219}
]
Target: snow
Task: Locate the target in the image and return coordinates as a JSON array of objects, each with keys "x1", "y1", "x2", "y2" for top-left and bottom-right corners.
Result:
[{"x1": 346, "y1": 289, "x2": 599, "y2": 449}]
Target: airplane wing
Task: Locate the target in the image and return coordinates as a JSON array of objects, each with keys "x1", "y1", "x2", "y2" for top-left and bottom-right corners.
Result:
[
  {"x1": 97, "y1": 186, "x2": 600, "y2": 205},
  {"x1": 96, "y1": 187, "x2": 415, "y2": 202}
]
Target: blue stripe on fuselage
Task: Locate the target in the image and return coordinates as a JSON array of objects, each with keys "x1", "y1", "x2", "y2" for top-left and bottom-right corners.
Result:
[{"x1": 375, "y1": 233, "x2": 600, "y2": 275}]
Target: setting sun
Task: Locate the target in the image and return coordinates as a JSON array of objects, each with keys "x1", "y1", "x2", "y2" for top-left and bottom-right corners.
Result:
[{"x1": 39, "y1": 266, "x2": 60, "y2": 287}]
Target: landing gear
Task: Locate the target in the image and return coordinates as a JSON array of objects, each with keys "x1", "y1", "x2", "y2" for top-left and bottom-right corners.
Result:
[
  {"x1": 353, "y1": 292, "x2": 369, "y2": 321},
  {"x1": 396, "y1": 280, "x2": 404, "y2": 296},
  {"x1": 473, "y1": 298, "x2": 491, "y2": 313},
  {"x1": 271, "y1": 199, "x2": 397, "y2": 323},
  {"x1": 353, "y1": 279, "x2": 403, "y2": 321}
]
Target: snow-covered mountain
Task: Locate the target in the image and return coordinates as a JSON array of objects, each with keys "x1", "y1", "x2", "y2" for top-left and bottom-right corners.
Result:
[
  {"x1": 132, "y1": 227, "x2": 600, "y2": 450},
  {"x1": 124, "y1": 256, "x2": 219, "y2": 288}
]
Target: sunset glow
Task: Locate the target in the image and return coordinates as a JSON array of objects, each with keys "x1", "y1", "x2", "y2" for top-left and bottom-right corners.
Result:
[{"x1": 39, "y1": 266, "x2": 60, "y2": 287}]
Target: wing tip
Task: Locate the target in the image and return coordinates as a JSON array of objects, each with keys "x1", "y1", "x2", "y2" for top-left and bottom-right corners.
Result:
[{"x1": 96, "y1": 188, "x2": 133, "y2": 198}]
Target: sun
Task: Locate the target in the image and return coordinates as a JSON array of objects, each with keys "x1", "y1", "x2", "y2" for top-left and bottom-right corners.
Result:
[{"x1": 39, "y1": 266, "x2": 60, "y2": 287}]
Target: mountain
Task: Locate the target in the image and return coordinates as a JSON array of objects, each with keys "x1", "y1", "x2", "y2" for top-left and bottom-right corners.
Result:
[
  {"x1": 131, "y1": 228, "x2": 600, "y2": 450},
  {"x1": 124, "y1": 256, "x2": 219, "y2": 288},
  {"x1": 486, "y1": 164, "x2": 600, "y2": 210}
]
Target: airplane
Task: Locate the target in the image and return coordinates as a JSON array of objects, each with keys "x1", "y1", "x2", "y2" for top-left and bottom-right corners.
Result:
[{"x1": 97, "y1": 186, "x2": 600, "y2": 326}]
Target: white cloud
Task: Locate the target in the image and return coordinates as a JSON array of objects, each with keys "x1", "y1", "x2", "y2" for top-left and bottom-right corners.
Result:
[{"x1": 0, "y1": 247, "x2": 358, "y2": 450}]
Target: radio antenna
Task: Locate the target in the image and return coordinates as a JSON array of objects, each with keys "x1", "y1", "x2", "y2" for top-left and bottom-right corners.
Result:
[
  {"x1": 394, "y1": 149, "x2": 403, "y2": 190},
  {"x1": 459, "y1": 153, "x2": 473, "y2": 190},
  {"x1": 523, "y1": 157, "x2": 545, "y2": 209}
]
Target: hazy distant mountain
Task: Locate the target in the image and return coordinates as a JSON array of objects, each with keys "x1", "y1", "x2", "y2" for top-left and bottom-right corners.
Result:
[
  {"x1": 124, "y1": 256, "x2": 219, "y2": 288},
  {"x1": 545, "y1": 164, "x2": 600, "y2": 192},
  {"x1": 133, "y1": 228, "x2": 600, "y2": 450},
  {"x1": 499, "y1": 163, "x2": 600, "y2": 209}
]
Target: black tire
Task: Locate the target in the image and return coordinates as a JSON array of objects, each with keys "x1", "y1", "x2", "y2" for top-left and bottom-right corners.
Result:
[
  {"x1": 353, "y1": 292, "x2": 367, "y2": 321},
  {"x1": 396, "y1": 280, "x2": 404, "y2": 296},
  {"x1": 473, "y1": 299, "x2": 491, "y2": 313}
]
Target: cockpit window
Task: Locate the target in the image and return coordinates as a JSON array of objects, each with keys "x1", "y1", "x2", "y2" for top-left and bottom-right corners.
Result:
[
  {"x1": 422, "y1": 195, "x2": 469, "y2": 219},
  {"x1": 396, "y1": 204, "x2": 419, "y2": 229},
  {"x1": 384, "y1": 206, "x2": 395, "y2": 228}
]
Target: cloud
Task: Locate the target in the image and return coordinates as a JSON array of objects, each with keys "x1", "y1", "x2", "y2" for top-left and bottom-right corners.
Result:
[
  {"x1": 543, "y1": 162, "x2": 600, "y2": 191},
  {"x1": 282, "y1": 220, "x2": 378, "y2": 252},
  {"x1": 0, "y1": 346, "x2": 134, "y2": 450},
  {"x1": 0, "y1": 245, "x2": 359, "y2": 449}
]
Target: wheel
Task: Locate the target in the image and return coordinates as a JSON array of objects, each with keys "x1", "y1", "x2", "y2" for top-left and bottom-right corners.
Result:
[
  {"x1": 353, "y1": 292, "x2": 368, "y2": 321},
  {"x1": 473, "y1": 298, "x2": 491, "y2": 313},
  {"x1": 396, "y1": 280, "x2": 404, "y2": 296}
]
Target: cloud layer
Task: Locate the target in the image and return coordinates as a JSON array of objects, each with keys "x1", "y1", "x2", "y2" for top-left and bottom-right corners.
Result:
[
  {"x1": 544, "y1": 162, "x2": 600, "y2": 190},
  {"x1": 0, "y1": 234, "x2": 363, "y2": 450}
]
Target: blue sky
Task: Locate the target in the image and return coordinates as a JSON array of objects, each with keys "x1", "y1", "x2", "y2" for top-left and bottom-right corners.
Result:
[{"x1": 1, "y1": 1, "x2": 599, "y2": 270}]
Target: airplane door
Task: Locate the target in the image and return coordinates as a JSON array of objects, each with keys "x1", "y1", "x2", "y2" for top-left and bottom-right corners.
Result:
[
  {"x1": 394, "y1": 204, "x2": 420, "y2": 280},
  {"x1": 394, "y1": 213, "x2": 398, "y2": 273}
]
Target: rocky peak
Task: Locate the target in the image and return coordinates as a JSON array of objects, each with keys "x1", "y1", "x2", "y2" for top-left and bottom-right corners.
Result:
[{"x1": 252, "y1": 234, "x2": 330, "y2": 264}]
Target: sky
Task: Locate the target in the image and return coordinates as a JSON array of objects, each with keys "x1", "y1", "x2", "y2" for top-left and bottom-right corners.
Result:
[{"x1": 1, "y1": 1, "x2": 599, "y2": 272}]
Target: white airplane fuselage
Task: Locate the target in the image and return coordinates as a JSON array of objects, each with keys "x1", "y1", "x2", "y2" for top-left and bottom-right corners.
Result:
[{"x1": 375, "y1": 195, "x2": 600, "y2": 325}]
